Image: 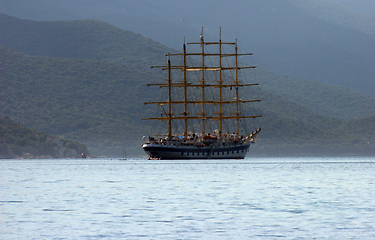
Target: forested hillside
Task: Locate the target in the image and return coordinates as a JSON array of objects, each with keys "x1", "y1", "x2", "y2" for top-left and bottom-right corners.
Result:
[
  {"x1": 1, "y1": 46, "x2": 157, "y2": 156},
  {"x1": 1, "y1": 14, "x2": 374, "y2": 121},
  {"x1": 1, "y1": 0, "x2": 374, "y2": 95},
  {"x1": 0, "y1": 116, "x2": 88, "y2": 159},
  {"x1": 255, "y1": 69, "x2": 375, "y2": 121},
  {"x1": 0, "y1": 14, "x2": 172, "y2": 70},
  {"x1": 1, "y1": 46, "x2": 374, "y2": 156},
  {"x1": 1, "y1": 14, "x2": 374, "y2": 156},
  {"x1": 338, "y1": 115, "x2": 375, "y2": 140}
]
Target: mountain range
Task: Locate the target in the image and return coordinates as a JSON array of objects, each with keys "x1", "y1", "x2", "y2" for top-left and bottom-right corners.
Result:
[
  {"x1": 0, "y1": 116, "x2": 89, "y2": 159},
  {"x1": 0, "y1": 5, "x2": 374, "y2": 157},
  {"x1": 1, "y1": 0, "x2": 374, "y2": 96}
]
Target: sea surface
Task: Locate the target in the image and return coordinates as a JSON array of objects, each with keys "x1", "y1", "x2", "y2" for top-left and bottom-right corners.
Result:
[{"x1": 1, "y1": 157, "x2": 374, "y2": 239}]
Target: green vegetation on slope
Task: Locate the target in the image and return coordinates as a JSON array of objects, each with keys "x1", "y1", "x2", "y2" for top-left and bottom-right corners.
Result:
[
  {"x1": 2, "y1": 47, "x2": 374, "y2": 157},
  {"x1": 1, "y1": 14, "x2": 374, "y2": 156},
  {"x1": 0, "y1": 116, "x2": 89, "y2": 158},
  {"x1": 0, "y1": 14, "x2": 173, "y2": 70},
  {"x1": 255, "y1": 69, "x2": 375, "y2": 120},
  {"x1": 248, "y1": 89, "x2": 374, "y2": 155},
  {"x1": 1, "y1": 1, "x2": 374, "y2": 96},
  {"x1": 1, "y1": 46, "x2": 157, "y2": 157},
  {"x1": 1, "y1": 14, "x2": 374, "y2": 121},
  {"x1": 338, "y1": 115, "x2": 375, "y2": 140}
]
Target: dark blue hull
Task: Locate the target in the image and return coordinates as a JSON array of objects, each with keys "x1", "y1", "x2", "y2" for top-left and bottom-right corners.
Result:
[{"x1": 143, "y1": 143, "x2": 251, "y2": 159}]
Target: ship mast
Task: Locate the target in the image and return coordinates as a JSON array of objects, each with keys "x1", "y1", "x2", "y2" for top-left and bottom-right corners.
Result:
[
  {"x1": 219, "y1": 27, "x2": 223, "y2": 136},
  {"x1": 167, "y1": 59, "x2": 172, "y2": 138},
  {"x1": 143, "y1": 28, "x2": 261, "y2": 136},
  {"x1": 200, "y1": 27, "x2": 206, "y2": 134},
  {"x1": 183, "y1": 43, "x2": 188, "y2": 138},
  {"x1": 235, "y1": 39, "x2": 240, "y2": 134}
]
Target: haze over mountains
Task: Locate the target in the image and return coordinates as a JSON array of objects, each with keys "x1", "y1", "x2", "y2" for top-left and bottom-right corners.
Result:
[
  {"x1": 1, "y1": 1, "x2": 374, "y2": 157},
  {"x1": 332, "y1": 0, "x2": 375, "y2": 17},
  {"x1": 1, "y1": 0, "x2": 374, "y2": 96}
]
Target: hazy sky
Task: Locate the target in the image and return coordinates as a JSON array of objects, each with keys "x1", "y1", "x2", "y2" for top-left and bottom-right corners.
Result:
[{"x1": 332, "y1": 0, "x2": 375, "y2": 17}]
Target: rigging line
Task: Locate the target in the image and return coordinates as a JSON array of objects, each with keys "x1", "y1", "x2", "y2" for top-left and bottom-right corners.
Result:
[
  {"x1": 208, "y1": 118, "x2": 214, "y2": 134},
  {"x1": 173, "y1": 70, "x2": 182, "y2": 102},
  {"x1": 250, "y1": 65, "x2": 262, "y2": 130},
  {"x1": 158, "y1": 121, "x2": 167, "y2": 137},
  {"x1": 191, "y1": 119, "x2": 196, "y2": 134},
  {"x1": 244, "y1": 119, "x2": 249, "y2": 135},
  {"x1": 239, "y1": 104, "x2": 248, "y2": 135},
  {"x1": 149, "y1": 108, "x2": 160, "y2": 135},
  {"x1": 253, "y1": 117, "x2": 257, "y2": 132},
  {"x1": 174, "y1": 117, "x2": 183, "y2": 134},
  {"x1": 222, "y1": 44, "x2": 236, "y2": 82},
  {"x1": 205, "y1": 71, "x2": 216, "y2": 101},
  {"x1": 231, "y1": 115, "x2": 236, "y2": 134},
  {"x1": 187, "y1": 76, "x2": 196, "y2": 104},
  {"x1": 228, "y1": 76, "x2": 235, "y2": 101},
  {"x1": 187, "y1": 55, "x2": 200, "y2": 101},
  {"x1": 187, "y1": 55, "x2": 200, "y2": 84},
  {"x1": 204, "y1": 115, "x2": 211, "y2": 133},
  {"x1": 152, "y1": 110, "x2": 167, "y2": 137},
  {"x1": 173, "y1": 70, "x2": 186, "y2": 135},
  {"x1": 205, "y1": 51, "x2": 219, "y2": 101},
  {"x1": 225, "y1": 119, "x2": 231, "y2": 134},
  {"x1": 206, "y1": 49, "x2": 219, "y2": 81},
  {"x1": 239, "y1": 118, "x2": 244, "y2": 135},
  {"x1": 256, "y1": 92, "x2": 263, "y2": 130},
  {"x1": 245, "y1": 120, "x2": 250, "y2": 136},
  {"x1": 251, "y1": 54, "x2": 257, "y2": 85},
  {"x1": 148, "y1": 69, "x2": 168, "y2": 136}
]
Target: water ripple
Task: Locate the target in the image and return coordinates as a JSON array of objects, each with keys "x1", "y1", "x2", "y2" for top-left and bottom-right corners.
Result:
[{"x1": 1, "y1": 157, "x2": 374, "y2": 239}]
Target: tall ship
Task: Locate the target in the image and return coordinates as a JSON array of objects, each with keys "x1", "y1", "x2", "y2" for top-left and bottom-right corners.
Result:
[{"x1": 142, "y1": 29, "x2": 261, "y2": 159}]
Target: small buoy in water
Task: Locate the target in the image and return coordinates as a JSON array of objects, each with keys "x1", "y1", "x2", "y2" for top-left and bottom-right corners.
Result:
[{"x1": 81, "y1": 153, "x2": 86, "y2": 158}]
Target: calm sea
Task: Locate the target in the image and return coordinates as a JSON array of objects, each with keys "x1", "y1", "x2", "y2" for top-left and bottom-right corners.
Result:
[{"x1": 1, "y1": 157, "x2": 374, "y2": 239}]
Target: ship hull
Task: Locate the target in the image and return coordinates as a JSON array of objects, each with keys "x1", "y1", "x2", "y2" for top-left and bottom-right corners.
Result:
[{"x1": 142, "y1": 142, "x2": 251, "y2": 160}]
